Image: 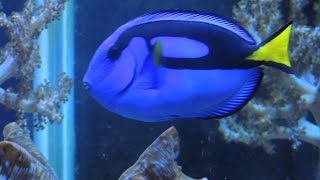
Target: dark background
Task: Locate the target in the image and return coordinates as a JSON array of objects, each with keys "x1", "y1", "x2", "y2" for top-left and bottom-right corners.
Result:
[
  {"x1": 0, "y1": 0, "x2": 317, "y2": 180},
  {"x1": 74, "y1": 1, "x2": 318, "y2": 180}
]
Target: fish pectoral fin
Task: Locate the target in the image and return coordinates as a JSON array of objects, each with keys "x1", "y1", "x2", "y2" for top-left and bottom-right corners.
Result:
[
  {"x1": 152, "y1": 41, "x2": 163, "y2": 67},
  {"x1": 136, "y1": 53, "x2": 164, "y2": 89},
  {"x1": 200, "y1": 68, "x2": 263, "y2": 119}
]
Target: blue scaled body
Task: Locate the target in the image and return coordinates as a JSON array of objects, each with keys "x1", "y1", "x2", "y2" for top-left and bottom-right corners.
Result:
[{"x1": 83, "y1": 11, "x2": 292, "y2": 122}]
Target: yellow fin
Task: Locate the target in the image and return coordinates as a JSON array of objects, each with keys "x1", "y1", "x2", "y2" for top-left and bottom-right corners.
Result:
[
  {"x1": 153, "y1": 41, "x2": 162, "y2": 67},
  {"x1": 246, "y1": 22, "x2": 292, "y2": 68}
]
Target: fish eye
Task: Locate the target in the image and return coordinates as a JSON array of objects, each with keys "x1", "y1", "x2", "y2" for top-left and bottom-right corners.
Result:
[
  {"x1": 107, "y1": 43, "x2": 124, "y2": 60},
  {"x1": 107, "y1": 45, "x2": 121, "y2": 60}
]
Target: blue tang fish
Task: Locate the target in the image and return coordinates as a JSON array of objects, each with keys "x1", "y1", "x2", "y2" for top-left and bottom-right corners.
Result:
[{"x1": 83, "y1": 11, "x2": 293, "y2": 122}]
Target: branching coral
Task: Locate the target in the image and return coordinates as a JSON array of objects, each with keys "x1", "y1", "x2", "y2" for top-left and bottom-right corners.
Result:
[
  {"x1": 0, "y1": 0, "x2": 71, "y2": 130},
  {"x1": 219, "y1": 0, "x2": 320, "y2": 153},
  {"x1": 119, "y1": 127, "x2": 207, "y2": 180}
]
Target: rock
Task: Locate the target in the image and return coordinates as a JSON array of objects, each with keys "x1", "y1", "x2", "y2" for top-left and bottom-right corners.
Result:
[
  {"x1": 119, "y1": 126, "x2": 207, "y2": 180},
  {"x1": 0, "y1": 122, "x2": 58, "y2": 180}
]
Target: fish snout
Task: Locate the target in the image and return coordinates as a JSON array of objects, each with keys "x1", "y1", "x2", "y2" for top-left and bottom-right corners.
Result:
[{"x1": 83, "y1": 82, "x2": 91, "y2": 91}]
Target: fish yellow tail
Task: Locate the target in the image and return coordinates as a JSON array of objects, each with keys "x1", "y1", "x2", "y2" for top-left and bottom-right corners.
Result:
[{"x1": 246, "y1": 22, "x2": 293, "y2": 73}]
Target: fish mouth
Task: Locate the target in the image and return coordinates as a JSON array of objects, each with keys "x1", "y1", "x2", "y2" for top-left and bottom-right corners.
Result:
[
  {"x1": 83, "y1": 81, "x2": 91, "y2": 91},
  {"x1": 82, "y1": 70, "x2": 92, "y2": 91}
]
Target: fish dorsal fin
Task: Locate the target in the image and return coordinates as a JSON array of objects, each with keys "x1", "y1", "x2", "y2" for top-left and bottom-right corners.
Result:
[
  {"x1": 200, "y1": 68, "x2": 263, "y2": 119},
  {"x1": 119, "y1": 10, "x2": 256, "y2": 44}
]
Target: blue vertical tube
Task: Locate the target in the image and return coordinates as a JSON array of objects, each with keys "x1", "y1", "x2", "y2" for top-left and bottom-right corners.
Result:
[
  {"x1": 33, "y1": 1, "x2": 75, "y2": 180},
  {"x1": 61, "y1": 1, "x2": 75, "y2": 180}
]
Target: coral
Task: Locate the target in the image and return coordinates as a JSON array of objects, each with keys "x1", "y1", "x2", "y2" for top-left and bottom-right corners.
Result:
[
  {"x1": 0, "y1": 1, "x2": 70, "y2": 179},
  {"x1": 119, "y1": 127, "x2": 207, "y2": 180},
  {"x1": 0, "y1": 0, "x2": 71, "y2": 130},
  {"x1": 218, "y1": 0, "x2": 320, "y2": 153},
  {"x1": 0, "y1": 122, "x2": 58, "y2": 179}
]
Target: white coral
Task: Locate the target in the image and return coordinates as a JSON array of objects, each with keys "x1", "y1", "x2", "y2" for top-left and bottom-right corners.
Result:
[
  {"x1": 0, "y1": 0, "x2": 71, "y2": 129},
  {"x1": 219, "y1": 0, "x2": 320, "y2": 152}
]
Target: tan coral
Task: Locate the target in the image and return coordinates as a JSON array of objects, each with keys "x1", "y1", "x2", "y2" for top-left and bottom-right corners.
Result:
[
  {"x1": 119, "y1": 127, "x2": 207, "y2": 180},
  {"x1": 0, "y1": 122, "x2": 58, "y2": 179}
]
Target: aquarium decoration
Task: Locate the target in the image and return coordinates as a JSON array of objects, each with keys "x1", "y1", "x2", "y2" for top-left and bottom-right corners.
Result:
[
  {"x1": 33, "y1": 0, "x2": 75, "y2": 179},
  {"x1": 119, "y1": 127, "x2": 207, "y2": 180},
  {"x1": 219, "y1": 0, "x2": 320, "y2": 153},
  {"x1": 0, "y1": 0, "x2": 73, "y2": 179},
  {"x1": 0, "y1": 122, "x2": 58, "y2": 179}
]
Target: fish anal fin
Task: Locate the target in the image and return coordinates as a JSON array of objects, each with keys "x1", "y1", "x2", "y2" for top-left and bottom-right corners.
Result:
[{"x1": 202, "y1": 68, "x2": 263, "y2": 119}]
